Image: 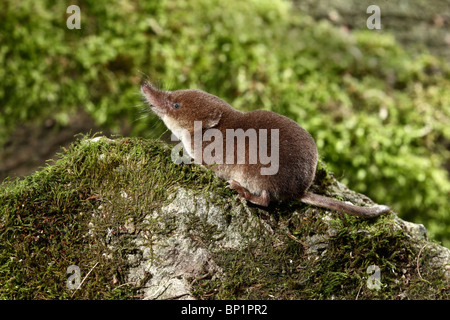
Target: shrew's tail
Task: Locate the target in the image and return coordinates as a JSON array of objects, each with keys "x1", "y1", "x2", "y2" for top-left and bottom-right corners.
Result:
[{"x1": 301, "y1": 192, "x2": 390, "y2": 218}]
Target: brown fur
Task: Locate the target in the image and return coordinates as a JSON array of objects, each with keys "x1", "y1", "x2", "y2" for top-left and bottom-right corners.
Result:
[{"x1": 141, "y1": 82, "x2": 390, "y2": 218}]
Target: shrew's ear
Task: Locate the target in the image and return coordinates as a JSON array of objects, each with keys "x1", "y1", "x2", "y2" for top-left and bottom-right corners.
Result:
[{"x1": 204, "y1": 110, "x2": 222, "y2": 128}]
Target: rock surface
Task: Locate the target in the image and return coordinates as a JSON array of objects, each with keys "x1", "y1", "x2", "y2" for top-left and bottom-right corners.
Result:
[
  {"x1": 1, "y1": 137, "x2": 448, "y2": 299},
  {"x1": 119, "y1": 183, "x2": 450, "y2": 299}
]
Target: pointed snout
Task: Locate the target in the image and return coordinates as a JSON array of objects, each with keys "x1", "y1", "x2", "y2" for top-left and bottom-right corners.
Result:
[
  {"x1": 141, "y1": 81, "x2": 159, "y2": 105},
  {"x1": 140, "y1": 81, "x2": 155, "y2": 96},
  {"x1": 140, "y1": 81, "x2": 168, "y2": 115}
]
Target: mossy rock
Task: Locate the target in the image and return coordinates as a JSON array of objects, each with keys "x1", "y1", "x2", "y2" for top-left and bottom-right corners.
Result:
[{"x1": 0, "y1": 135, "x2": 448, "y2": 299}]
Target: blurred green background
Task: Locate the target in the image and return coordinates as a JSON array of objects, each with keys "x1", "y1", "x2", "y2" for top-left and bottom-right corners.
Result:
[{"x1": 1, "y1": 0, "x2": 449, "y2": 246}]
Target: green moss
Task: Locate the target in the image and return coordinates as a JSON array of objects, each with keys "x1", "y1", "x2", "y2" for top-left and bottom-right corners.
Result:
[
  {"x1": 1, "y1": 135, "x2": 448, "y2": 299},
  {"x1": 0, "y1": 134, "x2": 225, "y2": 299},
  {"x1": 192, "y1": 207, "x2": 449, "y2": 300},
  {"x1": 192, "y1": 199, "x2": 449, "y2": 300},
  {"x1": 310, "y1": 160, "x2": 335, "y2": 193},
  {"x1": 1, "y1": 0, "x2": 449, "y2": 246}
]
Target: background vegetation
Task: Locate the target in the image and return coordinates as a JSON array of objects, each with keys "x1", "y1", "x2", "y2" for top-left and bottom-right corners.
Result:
[{"x1": 1, "y1": 0, "x2": 449, "y2": 246}]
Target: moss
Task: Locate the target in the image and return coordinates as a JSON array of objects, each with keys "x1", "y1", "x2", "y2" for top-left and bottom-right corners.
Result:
[
  {"x1": 0, "y1": 134, "x2": 225, "y2": 299},
  {"x1": 193, "y1": 206, "x2": 449, "y2": 300},
  {"x1": 312, "y1": 160, "x2": 335, "y2": 192},
  {"x1": 2, "y1": 0, "x2": 450, "y2": 246},
  {"x1": 192, "y1": 195, "x2": 449, "y2": 300},
  {"x1": 1, "y1": 135, "x2": 448, "y2": 299}
]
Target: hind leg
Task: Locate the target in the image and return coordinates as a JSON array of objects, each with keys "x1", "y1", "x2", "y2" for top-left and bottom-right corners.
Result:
[{"x1": 226, "y1": 179, "x2": 270, "y2": 207}]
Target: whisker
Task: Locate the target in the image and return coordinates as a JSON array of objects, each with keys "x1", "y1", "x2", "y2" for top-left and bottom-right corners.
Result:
[
  {"x1": 132, "y1": 114, "x2": 150, "y2": 123},
  {"x1": 130, "y1": 103, "x2": 146, "y2": 108},
  {"x1": 136, "y1": 69, "x2": 150, "y2": 80}
]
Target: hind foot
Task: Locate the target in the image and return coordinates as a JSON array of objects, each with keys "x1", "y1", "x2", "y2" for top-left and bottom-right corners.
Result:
[{"x1": 226, "y1": 179, "x2": 270, "y2": 207}]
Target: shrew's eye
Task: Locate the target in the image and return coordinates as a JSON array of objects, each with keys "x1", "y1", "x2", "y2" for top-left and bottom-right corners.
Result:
[{"x1": 173, "y1": 103, "x2": 180, "y2": 109}]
